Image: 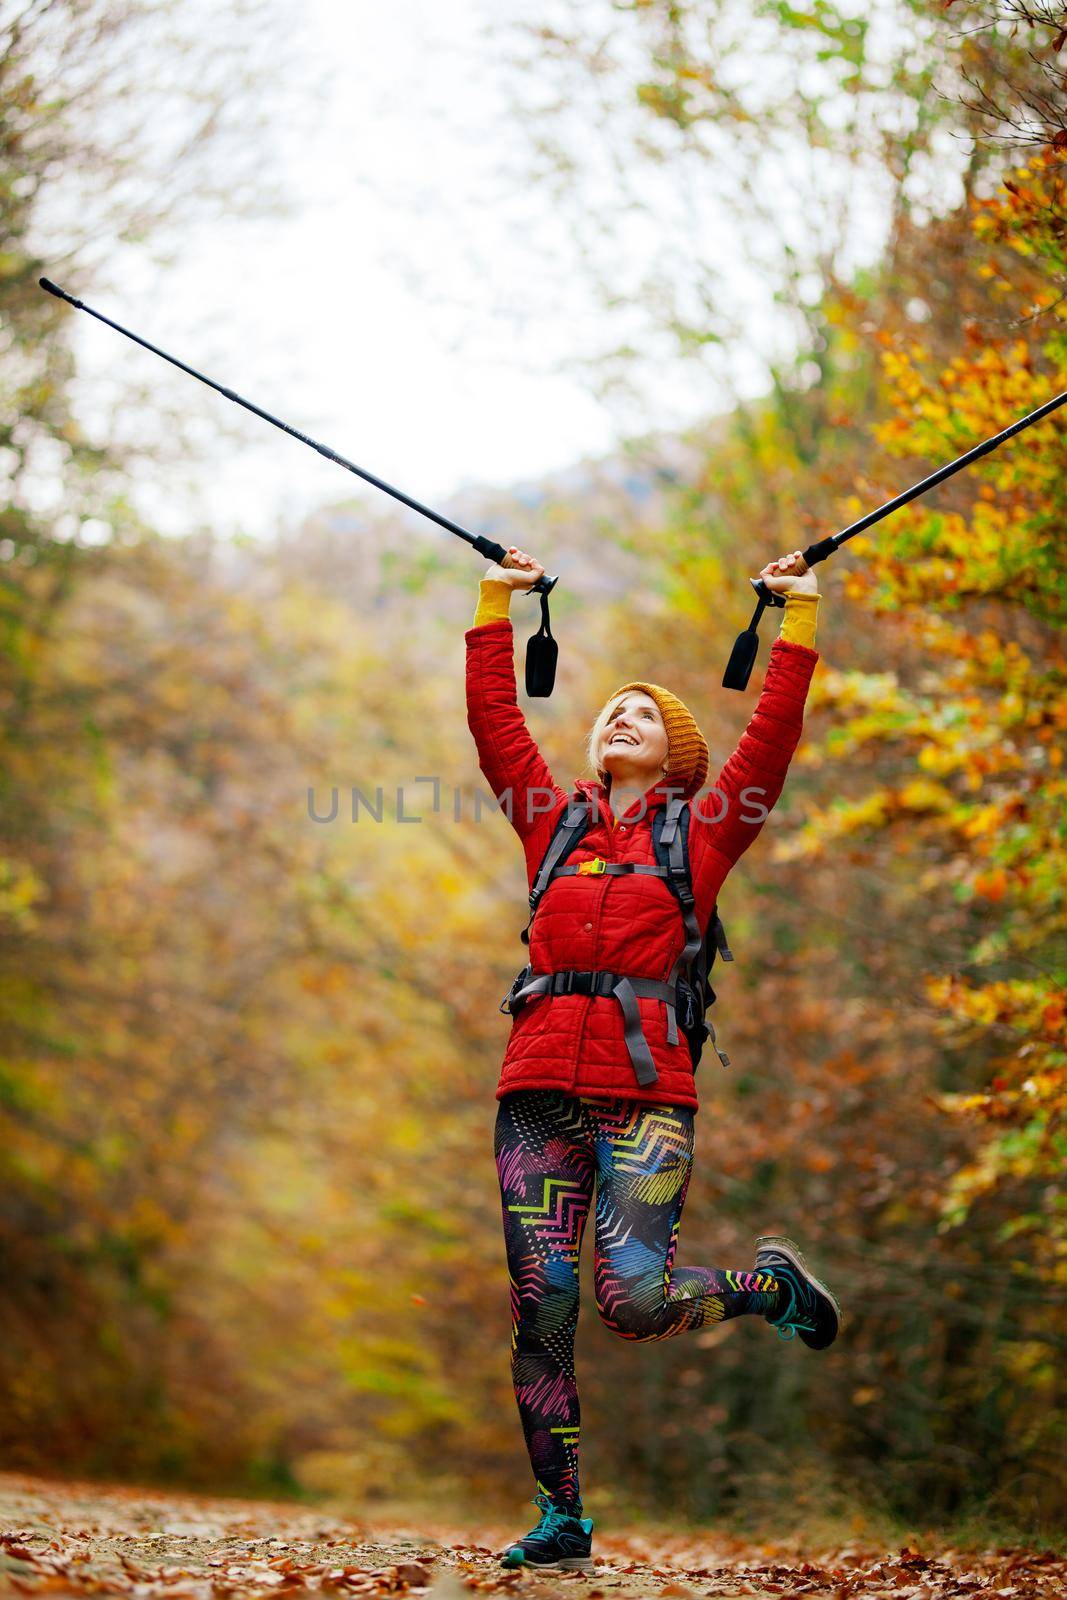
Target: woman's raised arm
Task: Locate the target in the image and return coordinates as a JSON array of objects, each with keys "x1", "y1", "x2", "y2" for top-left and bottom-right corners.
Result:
[
  {"x1": 465, "y1": 547, "x2": 568, "y2": 847},
  {"x1": 691, "y1": 553, "x2": 820, "y2": 875}
]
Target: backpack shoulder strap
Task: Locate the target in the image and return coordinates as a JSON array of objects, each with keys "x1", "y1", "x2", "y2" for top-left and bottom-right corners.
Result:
[
  {"x1": 656, "y1": 798, "x2": 736, "y2": 1071},
  {"x1": 520, "y1": 796, "x2": 594, "y2": 947},
  {"x1": 653, "y1": 797, "x2": 702, "y2": 979},
  {"x1": 654, "y1": 798, "x2": 734, "y2": 977}
]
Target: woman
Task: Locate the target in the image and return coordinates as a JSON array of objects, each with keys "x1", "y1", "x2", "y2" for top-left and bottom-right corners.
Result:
[{"x1": 465, "y1": 544, "x2": 842, "y2": 1573}]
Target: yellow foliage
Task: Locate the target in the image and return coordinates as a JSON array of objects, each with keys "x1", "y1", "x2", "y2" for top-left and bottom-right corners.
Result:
[{"x1": 897, "y1": 779, "x2": 955, "y2": 813}]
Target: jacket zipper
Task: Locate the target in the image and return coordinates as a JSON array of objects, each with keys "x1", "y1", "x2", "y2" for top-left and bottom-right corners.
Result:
[
  {"x1": 569, "y1": 800, "x2": 682, "y2": 1086},
  {"x1": 570, "y1": 801, "x2": 616, "y2": 1089}
]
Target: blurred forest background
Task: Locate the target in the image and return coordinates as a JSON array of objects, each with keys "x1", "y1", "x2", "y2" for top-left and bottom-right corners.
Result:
[{"x1": 1, "y1": 0, "x2": 1064, "y2": 1549}]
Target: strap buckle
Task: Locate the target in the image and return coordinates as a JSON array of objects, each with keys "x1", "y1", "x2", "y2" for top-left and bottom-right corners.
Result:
[
  {"x1": 577, "y1": 857, "x2": 607, "y2": 876},
  {"x1": 500, "y1": 965, "x2": 533, "y2": 1014},
  {"x1": 672, "y1": 885, "x2": 696, "y2": 912},
  {"x1": 550, "y1": 969, "x2": 612, "y2": 997}
]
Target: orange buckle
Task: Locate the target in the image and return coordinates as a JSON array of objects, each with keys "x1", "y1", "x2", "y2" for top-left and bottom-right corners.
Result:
[{"x1": 577, "y1": 857, "x2": 607, "y2": 876}]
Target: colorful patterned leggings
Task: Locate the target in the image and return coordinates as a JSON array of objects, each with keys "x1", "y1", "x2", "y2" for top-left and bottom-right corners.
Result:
[{"x1": 494, "y1": 1089, "x2": 781, "y2": 1513}]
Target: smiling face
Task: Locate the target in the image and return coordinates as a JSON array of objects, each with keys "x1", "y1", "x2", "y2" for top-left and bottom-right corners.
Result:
[{"x1": 596, "y1": 692, "x2": 669, "y2": 790}]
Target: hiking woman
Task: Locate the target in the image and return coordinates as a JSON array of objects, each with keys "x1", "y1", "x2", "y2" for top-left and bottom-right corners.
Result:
[{"x1": 465, "y1": 546, "x2": 842, "y2": 1573}]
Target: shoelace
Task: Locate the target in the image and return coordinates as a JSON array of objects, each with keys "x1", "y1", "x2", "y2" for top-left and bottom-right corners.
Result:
[
  {"x1": 765, "y1": 1265, "x2": 819, "y2": 1341},
  {"x1": 774, "y1": 1314, "x2": 818, "y2": 1341},
  {"x1": 528, "y1": 1492, "x2": 582, "y2": 1535}
]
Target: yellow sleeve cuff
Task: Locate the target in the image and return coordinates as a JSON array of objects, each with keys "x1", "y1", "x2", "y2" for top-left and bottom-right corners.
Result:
[
  {"x1": 473, "y1": 578, "x2": 513, "y2": 627},
  {"x1": 779, "y1": 591, "x2": 819, "y2": 649}
]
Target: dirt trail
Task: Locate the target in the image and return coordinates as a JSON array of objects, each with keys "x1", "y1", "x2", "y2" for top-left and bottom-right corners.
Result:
[{"x1": 0, "y1": 1471, "x2": 1061, "y2": 1599}]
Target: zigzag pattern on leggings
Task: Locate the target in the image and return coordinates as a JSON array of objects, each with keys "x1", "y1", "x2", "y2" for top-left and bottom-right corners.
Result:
[
  {"x1": 508, "y1": 1176, "x2": 588, "y2": 1252},
  {"x1": 494, "y1": 1089, "x2": 781, "y2": 1512}
]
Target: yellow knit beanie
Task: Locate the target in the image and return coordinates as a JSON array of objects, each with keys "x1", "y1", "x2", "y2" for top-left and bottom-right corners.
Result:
[{"x1": 596, "y1": 680, "x2": 709, "y2": 800}]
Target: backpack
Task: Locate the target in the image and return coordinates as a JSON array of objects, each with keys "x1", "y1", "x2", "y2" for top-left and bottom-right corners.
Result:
[{"x1": 500, "y1": 793, "x2": 733, "y2": 1073}]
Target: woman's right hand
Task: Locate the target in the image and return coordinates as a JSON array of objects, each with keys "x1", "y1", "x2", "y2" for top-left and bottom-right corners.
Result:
[{"x1": 484, "y1": 545, "x2": 545, "y2": 591}]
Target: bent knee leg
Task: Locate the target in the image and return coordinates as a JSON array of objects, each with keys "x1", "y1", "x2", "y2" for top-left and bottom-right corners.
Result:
[{"x1": 594, "y1": 1270, "x2": 663, "y2": 1340}]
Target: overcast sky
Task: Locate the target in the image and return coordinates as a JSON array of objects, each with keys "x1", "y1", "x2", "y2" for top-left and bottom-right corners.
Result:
[{"x1": 63, "y1": 0, "x2": 910, "y2": 544}]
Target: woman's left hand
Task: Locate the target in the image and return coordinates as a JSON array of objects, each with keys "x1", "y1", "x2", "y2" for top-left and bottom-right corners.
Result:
[{"x1": 759, "y1": 549, "x2": 819, "y2": 596}]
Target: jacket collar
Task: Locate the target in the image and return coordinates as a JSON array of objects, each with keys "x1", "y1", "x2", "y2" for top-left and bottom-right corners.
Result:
[{"x1": 573, "y1": 775, "x2": 687, "y2": 825}]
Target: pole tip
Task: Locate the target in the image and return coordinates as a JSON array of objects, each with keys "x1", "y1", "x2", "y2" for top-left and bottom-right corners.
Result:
[{"x1": 39, "y1": 277, "x2": 82, "y2": 309}]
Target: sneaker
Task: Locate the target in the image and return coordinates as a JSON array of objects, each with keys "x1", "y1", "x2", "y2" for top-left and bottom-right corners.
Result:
[
  {"x1": 754, "y1": 1234, "x2": 842, "y2": 1350},
  {"x1": 499, "y1": 1492, "x2": 596, "y2": 1572}
]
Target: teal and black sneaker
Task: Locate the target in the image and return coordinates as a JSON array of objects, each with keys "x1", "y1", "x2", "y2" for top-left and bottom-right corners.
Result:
[
  {"x1": 499, "y1": 1492, "x2": 596, "y2": 1572},
  {"x1": 754, "y1": 1234, "x2": 842, "y2": 1350}
]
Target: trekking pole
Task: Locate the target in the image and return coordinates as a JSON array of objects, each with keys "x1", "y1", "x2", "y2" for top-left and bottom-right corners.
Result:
[
  {"x1": 722, "y1": 383, "x2": 1067, "y2": 691},
  {"x1": 38, "y1": 278, "x2": 560, "y2": 697}
]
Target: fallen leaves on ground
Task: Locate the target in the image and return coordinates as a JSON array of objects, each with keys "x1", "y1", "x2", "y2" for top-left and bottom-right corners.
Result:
[{"x1": 0, "y1": 1472, "x2": 1061, "y2": 1600}]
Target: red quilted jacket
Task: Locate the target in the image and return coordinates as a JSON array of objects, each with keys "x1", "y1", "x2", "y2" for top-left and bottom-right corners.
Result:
[{"x1": 465, "y1": 618, "x2": 819, "y2": 1111}]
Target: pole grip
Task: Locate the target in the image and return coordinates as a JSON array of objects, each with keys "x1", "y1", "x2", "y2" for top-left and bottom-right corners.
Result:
[
  {"x1": 495, "y1": 547, "x2": 558, "y2": 596},
  {"x1": 749, "y1": 544, "x2": 814, "y2": 607}
]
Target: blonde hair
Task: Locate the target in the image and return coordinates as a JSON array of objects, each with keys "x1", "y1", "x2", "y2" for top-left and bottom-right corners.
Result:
[{"x1": 585, "y1": 690, "x2": 666, "y2": 787}]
